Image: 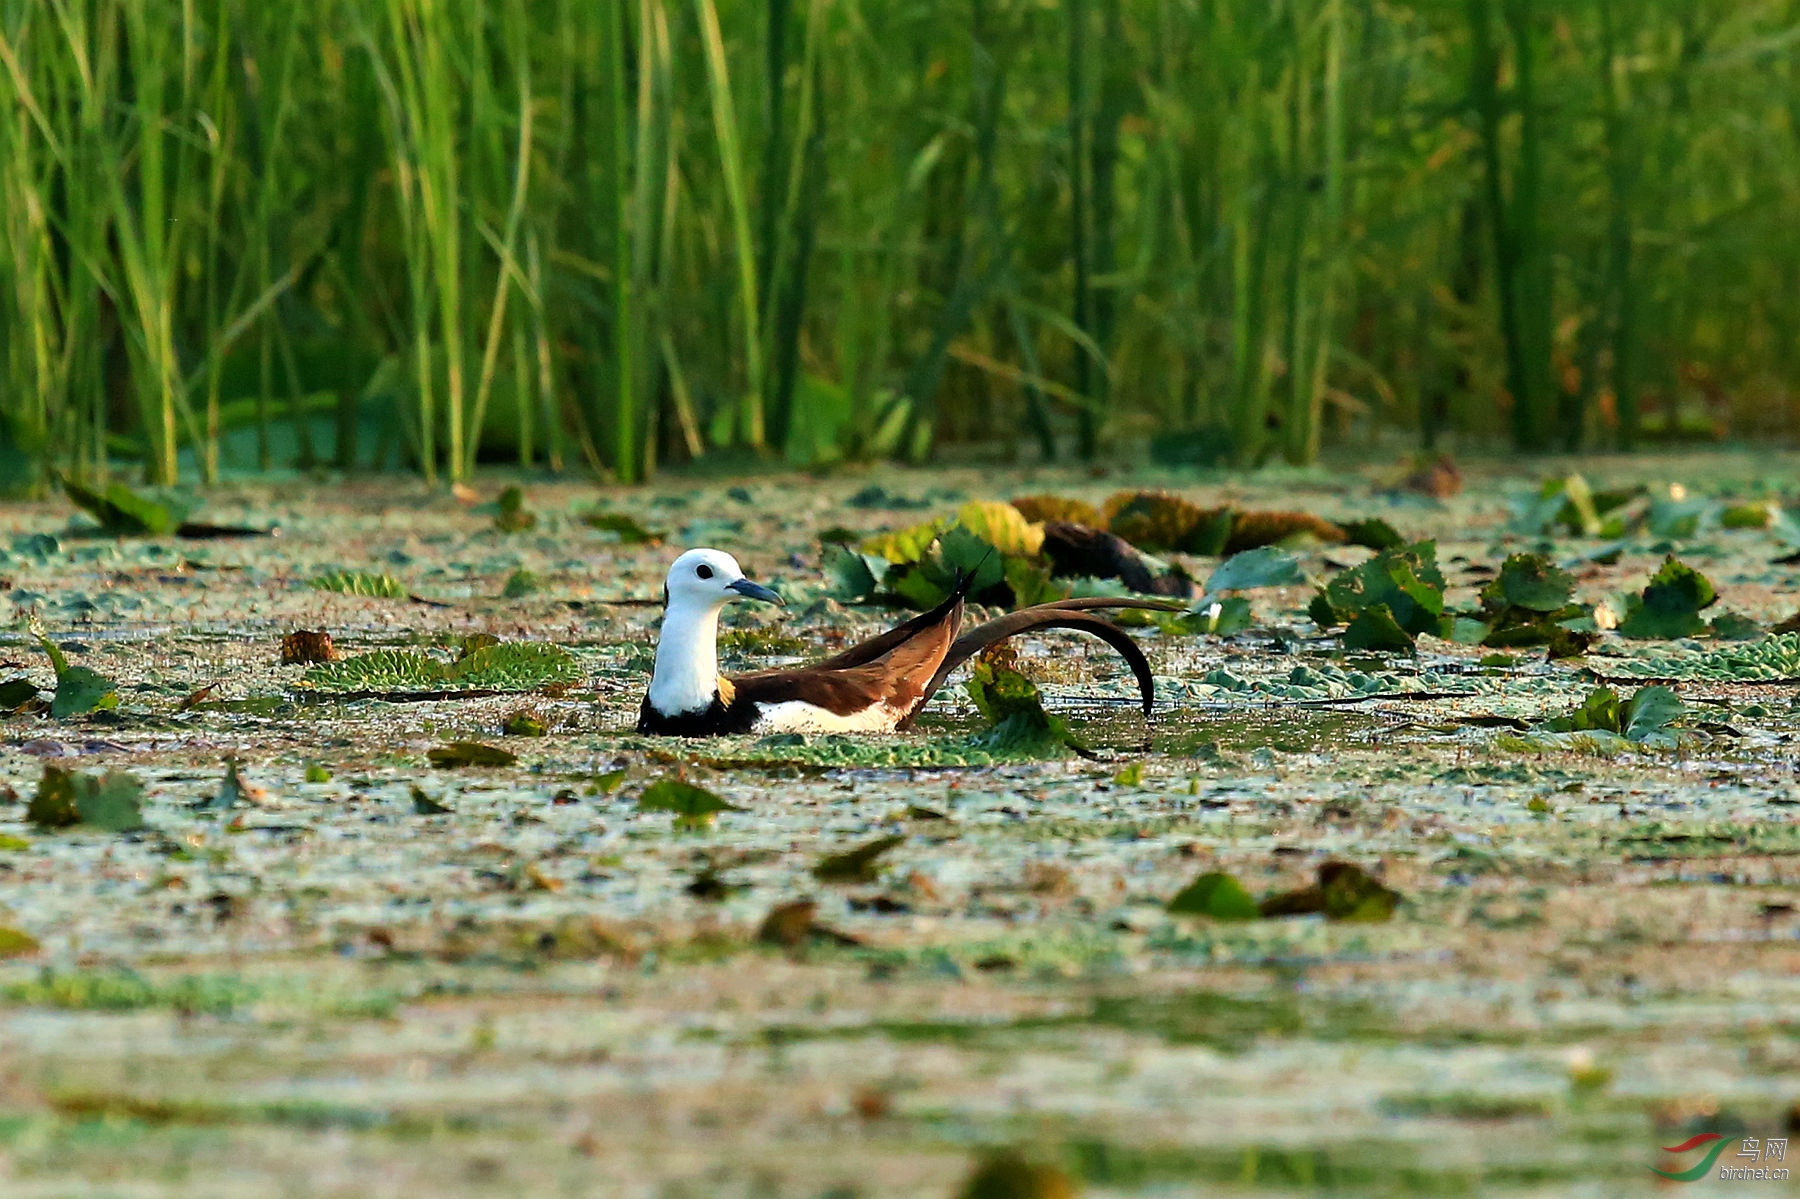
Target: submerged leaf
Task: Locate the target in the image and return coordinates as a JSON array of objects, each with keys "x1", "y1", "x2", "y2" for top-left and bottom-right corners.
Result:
[
  {"x1": 428, "y1": 741, "x2": 518, "y2": 768},
  {"x1": 1167, "y1": 871, "x2": 1260, "y2": 920}
]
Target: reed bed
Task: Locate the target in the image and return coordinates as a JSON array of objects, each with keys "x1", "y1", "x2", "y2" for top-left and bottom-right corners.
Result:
[{"x1": 0, "y1": 0, "x2": 1796, "y2": 486}]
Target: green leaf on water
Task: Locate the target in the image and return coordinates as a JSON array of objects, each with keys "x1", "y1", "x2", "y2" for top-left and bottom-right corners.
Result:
[
  {"x1": 1622, "y1": 685, "x2": 1685, "y2": 743},
  {"x1": 824, "y1": 544, "x2": 889, "y2": 603},
  {"x1": 61, "y1": 477, "x2": 190, "y2": 537},
  {"x1": 501, "y1": 568, "x2": 541, "y2": 598},
  {"x1": 1553, "y1": 686, "x2": 1624, "y2": 734},
  {"x1": 964, "y1": 650, "x2": 1077, "y2": 758},
  {"x1": 1204, "y1": 546, "x2": 1302, "y2": 593},
  {"x1": 1708, "y1": 611, "x2": 1764, "y2": 641},
  {"x1": 0, "y1": 677, "x2": 40, "y2": 710},
  {"x1": 637, "y1": 778, "x2": 740, "y2": 830},
  {"x1": 581, "y1": 511, "x2": 663, "y2": 544},
  {"x1": 1618, "y1": 556, "x2": 1717, "y2": 640},
  {"x1": 1341, "y1": 517, "x2": 1403, "y2": 550},
  {"x1": 1482, "y1": 553, "x2": 1575, "y2": 613},
  {"x1": 1165, "y1": 596, "x2": 1253, "y2": 636},
  {"x1": 1260, "y1": 862, "x2": 1402, "y2": 923},
  {"x1": 309, "y1": 570, "x2": 408, "y2": 598},
  {"x1": 1314, "y1": 541, "x2": 1445, "y2": 635},
  {"x1": 586, "y1": 768, "x2": 628, "y2": 796},
  {"x1": 0, "y1": 927, "x2": 40, "y2": 958},
  {"x1": 303, "y1": 763, "x2": 332, "y2": 784},
  {"x1": 410, "y1": 785, "x2": 453, "y2": 815},
  {"x1": 813, "y1": 834, "x2": 905, "y2": 883},
  {"x1": 1167, "y1": 871, "x2": 1260, "y2": 920},
  {"x1": 29, "y1": 766, "x2": 145, "y2": 833},
  {"x1": 1341, "y1": 605, "x2": 1415, "y2": 652},
  {"x1": 502, "y1": 709, "x2": 547, "y2": 737},
  {"x1": 427, "y1": 741, "x2": 518, "y2": 768},
  {"x1": 492, "y1": 486, "x2": 536, "y2": 533},
  {"x1": 32, "y1": 632, "x2": 119, "y2": 718},
  {"x1": 49, "y1": 666, "x2": 119, "y2": 718}
]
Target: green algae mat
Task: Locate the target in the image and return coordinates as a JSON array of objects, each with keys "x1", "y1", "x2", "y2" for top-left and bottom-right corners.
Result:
[{"x1": 0, "y1": 453, "x2": 1797, "y2": 1199}]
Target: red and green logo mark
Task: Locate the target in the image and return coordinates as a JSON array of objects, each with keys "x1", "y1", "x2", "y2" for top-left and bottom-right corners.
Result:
[
  {"x1": 1652, "y1": 1134, "x2": 1732, "y2": 1182},
  {"x1": 1652, "y1": 1133, "x2": 1789, "y2": 1182}
]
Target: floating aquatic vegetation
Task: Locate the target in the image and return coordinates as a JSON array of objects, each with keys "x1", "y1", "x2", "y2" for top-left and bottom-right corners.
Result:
[
  {"x1": 61, "y1": 477, "x2": 192, "y2": 537},
  {"x1": 1166, "y1": 871, "x2": 1260, "y2": 920},
  {"x1": 1008, "y1": 494, "x2": 1104, "y2": 528},
  {"x1": 308, "y1": 570, "x2": 408, "y2": 599},
  {"x1": 32, "y1": 628, "x2": 118, "y2": 718},
  {"x1": 280, "y1": 630, "x2": 339, "y2": 664},
  {"x1": 501, "y1": 568, "x2": 541, "y2": 598},
  {"x1": 1618, "y1": 557, "x2": 1717, "y2": 640},
  {"x1": 1309, "y1": 540, "x2": 1446, "y2": 649},
  {"x1": 1464, "y1": 552, "x2": 1594, "y2": 656},
  {"x1": 297, "y1": 642, "x2": 581, "y2": 695},
  {"x1": 1260, "y1": 861, "x2": 1403, "y2": 922},
  {"x1": 28, "y1": 766, "x2": 144, "y2": 833},
  {"x1": 813, "y1": 835, "x2": 905, "y2": 884},
  {"x1": 490, "y1": 486, "x2": 536, "y2": 533},
  {"x1": 580, "y1": 511, "x2": 664, "y2": 544},
  {"x1": 637, "y1": 778, "x2": 740, "y2": 831},
  {"x1": 427, "y1": 741, "x2": 518, "y2": 768},
  {"x1": 965, "y1": 646, "x2": 1078, "y2": 758}
]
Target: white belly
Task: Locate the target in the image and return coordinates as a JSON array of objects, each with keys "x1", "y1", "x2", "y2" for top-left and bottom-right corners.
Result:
[{"x1": 751, "y1": 699, "x2": 904, "y2": 734}]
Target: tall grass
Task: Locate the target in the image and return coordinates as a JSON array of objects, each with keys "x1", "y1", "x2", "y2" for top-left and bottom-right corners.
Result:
[{"x1": 1, "y1": 0, "x2": 1798, "y2": 489}]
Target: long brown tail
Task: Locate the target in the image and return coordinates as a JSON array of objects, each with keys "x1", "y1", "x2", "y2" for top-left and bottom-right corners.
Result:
[{"x1": 902, "y1": 597, "x2": 1183, "y2": 728}]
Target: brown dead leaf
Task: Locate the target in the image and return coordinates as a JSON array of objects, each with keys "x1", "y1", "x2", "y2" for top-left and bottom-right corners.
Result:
[
  {"x1": 176, "y1": 682, "x2": 219, "y2": 711},
  {"x1": 280, "y1": 630, "x2": 339, "y2": 665}
]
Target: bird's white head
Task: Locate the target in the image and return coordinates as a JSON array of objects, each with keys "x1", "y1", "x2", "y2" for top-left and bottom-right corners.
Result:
[
  {"x1": 662, "y1": 547, "x2": 783, "y2": 612},
  {"x1": 648, "y1": 548, "x2": 783, "y2": 716}
]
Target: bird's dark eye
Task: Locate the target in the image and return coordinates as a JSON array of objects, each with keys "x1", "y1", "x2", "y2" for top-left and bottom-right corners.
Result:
[{"x1": 695, "y1": 564, "x2": 715, "y2": 580}]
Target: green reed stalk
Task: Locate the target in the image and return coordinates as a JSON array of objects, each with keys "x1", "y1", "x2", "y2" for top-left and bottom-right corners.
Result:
[{"x1": 696, "y1": 0, "x2": 766, "y2": 450}]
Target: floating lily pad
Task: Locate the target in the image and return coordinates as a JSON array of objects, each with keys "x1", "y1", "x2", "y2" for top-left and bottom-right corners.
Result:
[{"x1": 61, "y1": 477, "x2": 192, "y2": 537}]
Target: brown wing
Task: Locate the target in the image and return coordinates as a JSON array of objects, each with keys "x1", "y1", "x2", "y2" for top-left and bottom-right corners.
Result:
[
  {"x1": 804, "y1": 576, "x2": 969, "y2": 671},
  {"x1": 731, "y1": 590, "x2": 964, "y2": 721}
]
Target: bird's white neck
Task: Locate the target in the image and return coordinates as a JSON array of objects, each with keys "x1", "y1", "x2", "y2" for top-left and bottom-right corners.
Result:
[{"x1": 647, "y1": 598, "x2": 723, "y2": 715}]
